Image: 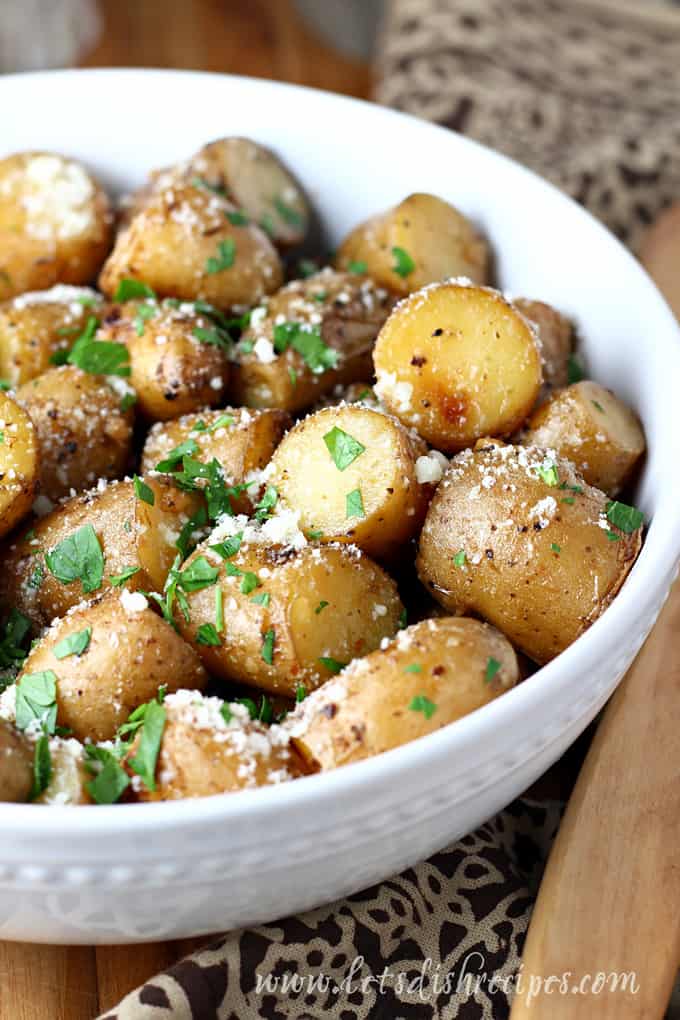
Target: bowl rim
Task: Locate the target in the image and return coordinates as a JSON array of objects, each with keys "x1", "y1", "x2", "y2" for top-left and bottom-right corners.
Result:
[{"x1": 2, "y1": 67, "x2": 680, "y2": 835}]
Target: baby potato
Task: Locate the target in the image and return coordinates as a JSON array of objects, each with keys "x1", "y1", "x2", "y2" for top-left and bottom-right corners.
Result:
[
  {"x1": 127, "y1": 693, "x2": 301, "y2": 801},
  {"x1": 416, "y1": 442, "x2": 643, "y2": 664},
  {"x1": 175, "y1": 530, "x2": 403, "y2": 697},
  {"x1": 0, "y1": 152, "x2": 113, "y2": 300},
  {"x1": 0, "y1": 391, "x2": 39, "y2": 540},
  {"x1": 190, "y1": 137, "x2": 312, "y2": 248},
  {"x1": 514, "y1": 298, "x2": 574, "y2": 390},
  {"x1": 521, "y1": 381, "x2": 646, "y2": 496},
  {"x1": 36, "y1": 737, "x2": 89, "y2": 805},
  {"x1": 335, "y1": 192, "x2": 489, "y2": 296},
  {"x1": 373, "y1": 281, "x2": 543, "y2": 451},
  {"x1": 0, "y1": 284, "x2": 103, "y2": 386},
  {"x1": 289, "y1": 617, "x2": 518, "y2": 770},
  {"x1": 0, "y1": 475, "x2": 203, "y2": 627},
  {"x1": 16, "y1": 365, "x2": 134, "y2": 502},
  {"x1": 20, "y1": 590, "x2": 207, "y2": 742},
  {"x1": 269, "y1": 404, "x2": 436, "y2": 560},
  {"x1": 99, "y1": 183, "x2": 283, "y2": 309},
  {"x1": 97, "y1": 300, "x2": 230, "y2": 419},
  {"x1": 0, "y1": 718, "x2": 33, "y2": 802},
  {"x1": 229, "y1": 269, "x2": 394, "y2": 412}
]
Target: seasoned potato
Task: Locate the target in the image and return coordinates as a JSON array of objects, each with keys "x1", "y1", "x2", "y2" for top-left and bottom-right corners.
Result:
[
  {"x1": 175, "y1": 527, "x2": 403, "y2": 697},
  {"x1": 521, "y1": 381, "x2": 646, "y2": 496},
  {"x1": 0, "y1": 476, "x2": 203, "y2": 627},
  {"x1": 16, "y1": 365, "x2": 134, "y2": 501},
  {"x1": 127, "y1": 692, "x2": 302, "y2": 801},
  {"x1": 290, "y1": 617, "x2": 518, "y2": 770},
  {"x1": 416, "y1": 442, "x2": 643, "y2": 664},
  {"x1": 0, "y1": 391, "x2": 39, "y2": 539},
  {"x1": 99, "y1": 183, "x2": 283, "y2": 309},
  {"x1": 229, "y1": 269, "x2": 394, "y2": 412},
  {"x1": 269, "y1": 404, "x2": 437, "y2": 560},
  {"x1": 0, "y1": 152, "x2": 113, "y2": 300},
  {"x1": 96, "y1": 300, "x2": 230, "y2": 419},
  {"x1": 0, "y1": 718, "x2": 33, "y2": 802},
  {"x1": 141, "y1": 406, "x2": 290, "y2": 496},
  {"x1": 0, "y1": 285, "x2": 103, "y2": 386},
  {"x1": 514, "y1": 298, "x2": 574, "y2": 390},
  {"x1": 36, "y1": 737, "x2": 89, "y2": 805},
  {"x1": 373, "y1": 281, "x2": 543, "y2": 451},
  {"x1": 335, "y1": 193, "x2": 489, "y2": 296},
  {"x1": 20, "y1": 591, "x2": 207, "y2": 742}
]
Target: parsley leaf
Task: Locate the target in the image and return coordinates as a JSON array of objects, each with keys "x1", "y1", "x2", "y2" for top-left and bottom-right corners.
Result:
[
  {"x1": 485, "y1": 657, "x2": 501, "y2": 682},
  {"x1": 0, "y1": 608, "x2": 32, "y2": 671},
  {"x1": 29, "y1": 734, "x2": 52, "y2": 801},
  {"x1": 250, "y1": 591, "x2": 270, "y2": 607},
  {"x1": 295, "y1": 683, "x2": 307, "y2": 702},
  {"x1": 398, "y1": 608, "x2": 408, "y2": 629},
  {"x1": 606, "y1": 500, "x2": 644, "y2": 534},
  {"x1": 392, "y1": 246, "x2": 415, "y2": 277},
  {"x1": 175, "y1": 504, "x2": 208, "y2": 560},
  {"x1": 226, "y1": 209, "x2": 250, "y2": 226},
  {"x1": 261, "y1": 628, "x2": 275, "y2": 665},
  {"x1": 85, "y1": 747, "x2": 130, "y2": 805},
  {"x1": 567, "y1": 354, "x2": 585, "y2": 384},
  {"x1": 109, "y1": 566, "x2": 141, "y2": 587},
  {"x1": 45, "y1": 525, "x2": 104, "y2": 594},
  {"x1": 404, "y1": 663, "x2": 422, "y2": 674},
  {"x1": 133, "y1": 475, "x2": 155, "y2": 506},
  {"x1": 155, "y1": 439, "x2": 200, "y2": 472},
  {"x1": 274, "y1": 196, "x2": 304, "y2": 227},
  {"x1": 215, "y1": 586, "x2": 224, "y2": 633},
  {"x1": 120, "y1": 392, "x2": 137, "y2": 413},
  {"x1": 53, "y1": 627, "x2": 91, "y2": 660},
  {"x1": 192, "y1": 325, "x2": 232, "y2": 352},
  {"x1": 453, "y1": 549, "x2": 466, "y2": 567},
  {"x1": 205, "y1": 238, "x2": 236, "y2": 274},
  {"x1": 254, "y1": 485, "x2": 278, "y2": 523},
  {"x1": 347, "y1": 260, "x2": 368, "y2": 274},
  {"x1": 272, "y1": 321, "x2": 338, "y2": 374},
  {"x1": 409, "y1": 694, "x2": 436, "y2": 719},
  {"x1": 318, "y1": 656, "x2": 347, "y2": 674},
  {"x1": 192, "y1": 176, "x2": 227, "y2": 196},
  {"x1": 196, "y1": 623, "x2": 221, "y2": 646},
  {"x1": 177, "y1": 556, "x2": 219, "y2": 593},
  {"x1": 551, "y1": 543, "x2": 561, "y2": 555},
  {"x1": 210, "y1": 532, "x2": 243, "y2": 560},
  {"x1": 113, "y1": 279, "x2": 156, "y2": 302},
  {"x1": 127, "y1": 698, "x2": 166, "y2": 792},
  {"x1": 323, "y1": 426, "x2": 365, "y2": 471},
  {"x1": 537, "y1": 461, "x2": 559, "y2": 487},
  {"x1": 346, "y1": 489, "x2": 365, "y2": 518},
  {"x1": 16, "y1": 670, "x2": 58, "y2": 734},
  {"x1": 314, "y1": 600, "x2": 329, "y2": 614}
]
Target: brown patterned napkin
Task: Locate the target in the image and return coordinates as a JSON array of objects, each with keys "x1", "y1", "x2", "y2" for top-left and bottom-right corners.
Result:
[{"x1": 100, "y1": 2, "x2": 680, "y2": 1017}]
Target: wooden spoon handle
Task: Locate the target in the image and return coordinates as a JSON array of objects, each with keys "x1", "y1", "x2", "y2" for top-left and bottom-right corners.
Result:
[{"x1": 510, "y1": 578, "x2": 680, "y2": 1019}]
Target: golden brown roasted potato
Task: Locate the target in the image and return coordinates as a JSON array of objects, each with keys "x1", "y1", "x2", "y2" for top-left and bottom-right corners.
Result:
[
  {"x1": 99, "y1": 183, "x2": 283, "y2": 309},
  {"x1": 20, "y1": 591, "x2": 207, "y2": 742},
  {"x1": 96, "y1": 299, "x2": 230, "y2": 419},
  {"x1": 0, "y1": 475, "x2": 203, "y2": 627},
  {"x1": 0, "y1": 391, "x2": 39, "y2": 539},
  {"x1": 0, "y1": 285, "x2": 103, "y2": 386},
  {"x1": 16, "y1": 365, "x2": 134, "y2": 502},
  {"x1": 0, "y1": 718, "x2": 33, "y2": 802},
  {"x1": 229, "y1": 268, "x2": 394, "y2": 412},
  {"x1": 126, "y1": 693, "x2": 302, "y2": 801},
  {"x1": 175, "y1": 528, "x2": 403, "y2": 697},
  {"x1": 290, "y1": 616, "x2": 518, "y2": 770},
  {"x1": 0, "y1": 152, "x2": 113, "y2": 300},
  {"x1": 141, "y1": 406, "x2": 291, "y2": 497},
  {"x1": 521, "y1": 380, "x2": 646, "y2": 496},
  {"x1": 269, "y1": 404, "x2": 437, "y2": 560},
  {"x1": 335, "y1": 192, "x2": 489, "y2": 296},
  {"x1": 416, "y1": 441, "x2": 643, "y2": 664},
  {"x1": 373, "y1": 281, "x2": 543, "y2": 451},
  {"x1": 513, "y1": 298, "x2": 575, "y2": 391}
]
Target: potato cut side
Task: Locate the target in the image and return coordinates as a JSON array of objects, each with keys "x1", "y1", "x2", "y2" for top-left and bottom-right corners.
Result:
[
  {"x1": 269, "y1": 404, "x2": 435, "y2": 560},
  {"x1": 374, "y1": 282, "x2": 543, "y2": 451},
  {"x1": 0, "y1": 391, "x2": 39, "y2": 540}
]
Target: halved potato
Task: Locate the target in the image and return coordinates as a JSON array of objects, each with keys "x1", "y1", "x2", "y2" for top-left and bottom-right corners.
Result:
[
  {"x1": 416, "y1": 441, "x2": 643, "y2": 663},
  {"x1": 269, "y1": 404, "x2": 436, "y2": 560},
  {"x1": 0, "y1": 391, "x2": 39, "y2": 539},
  {"x1": 16, "y1": 365, "x2": 134, "y2": 501},
  {"x1": 514, "y1": 298, "x2": 574, "y2": 391},
  {"x1": 21, "y1": 591, "x2": 207, "y2": 742},
  {"x1": 289, "y1": 617, "x2": 518, "y2": 769},
  {"x1": 335, "y1": 192, "x2": 489, "y2": 295},
  {"x1": 373, "y1": 281, "x2": 543, "y2": 451},
  {"x1": 521, "y1": 380, "x2": 645, "y2": 496},
  {"x1": 0, "y1": 152, "x2": 113, "y2": 301}
]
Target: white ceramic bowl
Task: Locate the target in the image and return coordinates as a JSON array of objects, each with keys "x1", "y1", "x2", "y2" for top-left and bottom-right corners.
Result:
[{"x1": 2, "y1": 70, "x2": 680, "y2": 945}]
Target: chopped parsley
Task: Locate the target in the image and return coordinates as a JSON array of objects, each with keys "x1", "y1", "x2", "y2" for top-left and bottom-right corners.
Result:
[
  {"x1": 288, "y1": 366, "x2": 298, "y2": 387},
  {"x1": 346, "y1": 489, "x2": 365, "y2": 519},
  {"x1": 127, "y1": 698, "x2": 166, "y2": 792},
  {"x1": 15, "y1": 670, "x2": 58, "y2": 734},
  {"x1": 29, "y1": 734, "x2": 52, "y2": 801},
  {"x1": 295, "y1": 683, "x2": 307, "y2": 702},
  {"x1": 274, "y1": 196, "x2": 304, "y2": 227},
  {"x1": 318, "y1": 656, "x2": 347, "y2": 674},
  {"x1": 220, "y1": 703, "x2": 233, "y2": 724},
  {"x1": 0, "y1": 379, "x2": 12, "y2": 391},
  {"x1": 0, "y1": 608, "x2": 32, "y2": 673},
  {"x1": 592, "y1": 400, "x2": 604, "y2": 413},
  {"x1": 297, "y1": 259, "x2": 319, "y2": 278},
  {"x1": 605, "y1": 500, "x2": 644, "y2": 534},
  {"x1": 113, "y1": 279, "x2": 156, "y2": 302},
  {"x1": 453, "y1": 549, "x2": 466, "y2": 567},
  {"x1": 550, "y1": 543, "x2": 561, "y2": 555},
  {"x1": 537, "y1": 461, "x2": 559, "y2": 487},
  {"x1": 392, "y1": 246, "x2": 415, "y2": 277},
  {"x1": 205, "y1": 238, "x2": 236, "y2": 274},
  {"x1": 404, "y1": 663, "x2": 422, "y2": 674},
  {"x1": 53, "y1": 627, "x2": 91, "y2": 660},
  {"x1": 133, "y1": 301, "x2": 157, "y2": 336},
  {"x1": 261, "y1": 628, "x2": 275, "y2": 665},
  {"x1": 485, "y1": 657, "x2": 501, "y2": 683},
  {"x1": 347, "y1": 260, "x2": 368, "y2": 275},
  {"x1": 211, "y1": 532, "x2": 243, "y2": 560},
  {"x1": 196, "y1": 623, "x2": 221, "y2": 646},
  {"x1": 314, "y1": 600, "x2": 329, "y2": 615},
  {"x1": 409, "y1": 694, "x2": 436, "y2": 719},
  {"x1": 323, "y1": 426, "x2": 365, "y2": 471},
  {"x1": 398, "y1": 608, "x2": 408, "y2": 629},
  {"x1": 133, "y1": 475, "x2": 155, "y2": 506},
  {"x1": 45, "y1": 525, "x2": 104, "y2": 594},
  {"x1": 226, "y1": 209, "x2": 249, "y2": 225},
  {"x1": 109, "y1": 566, "x2": 141, "y2": 587},
  {"x1": 307, "y1": 529, "x2": 324, "y2": 541},
  {"x1": 273, "y1": 321, "x2": 338, "y2": 375},
  {"x1": 206, "y1": 413, "x2": 235, "y2": 432},
  {"x1": 215, "y1": 586, "x2": 224, "y2": 633},
  {"x1": 254, "y1": 485, "x2": 278, "y2": 522},
  {"x1": 251, "y1": 591, "x2": 270, "y2": 607},
  {"x1": 120, "y1": 392, "x2": 137, "y2": 413},
  {"x1": 192, "y1": 325, "x2": 232, "y2": 352},
  {"x1": 85, "y1": 746, "x2": 129, "y2": 805},
  {"x1": 567, "y1": 354, "x2": 585, "y2": 384},
  {"x1": 175, "y1": 504, "x2": 209, "y2": 559},
  {"x1": 606, "y1": 530, "x2": 620, "y2": 542},
  {"x1": 191, "y1": 176, "x2": 227, "y2": 196},
  {"x1": 155, "y1": 439, "x2": 200, "y2": 472},
  {"x1": 260, "y1": 213, "x2": 275, "y2": 235},
  {"x1": 177, "y1": 556, "x2": 219, "y2": 592}
]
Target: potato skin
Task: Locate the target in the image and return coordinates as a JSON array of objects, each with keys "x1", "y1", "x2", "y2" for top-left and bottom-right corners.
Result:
[
  {"x1": 0, "y1": 719, "x2": 33, "y2": 802},
  {"x1": 0, "y1": 476, "x2": 203, "y2": 627},
  {"x1": 373, "y1": 282, "x2": 543, "y2": 451},
  {"x1": 99, "y1": 183, "x2": 283, "y2": 309},
  {"x1": 176, "y1": 538, "x2": 403, "y2": 697},
  {"x1": 290, "y1": 617, "x2": 518, "y2": 769},
  {"x1": 514, "y1": 298, "x2": 574, "y2": 391},
  {"x1": 0, "y1": 391, "x2": 39, "y2": 540},
  {"x1": 20, "y1": 591, "x2": 207, "y2": 742},
  {"x1": 336, "y1": 192, "x2": 489, "y2": 296},
  {"x1": 97, "y1": 300, "x2": 230, "y2": 420},
  {"x1": 127, "y1": 695, "x2": 302, "y2": 801},
  {"x1": 17, "y1": 365, "x2": 134, "y2": 501},
  {"x1": 229, "y1": 269, "x2": 394, "y2": 412},
  {"x1": 269, "y1": 404, "x2": 434, "y2": 560},
  {"x1": 0, "y1": 286, "x2": 104, "y2": 386},
  {"x1": 521, "y1": 381, "x2": 646, "y2": 496},
  {"x1": 0, "y1": 152, "x2": 113, "y2": 300},
  {"x1": 416, "y1": 442, "x2": 642, "y2": 664}
]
